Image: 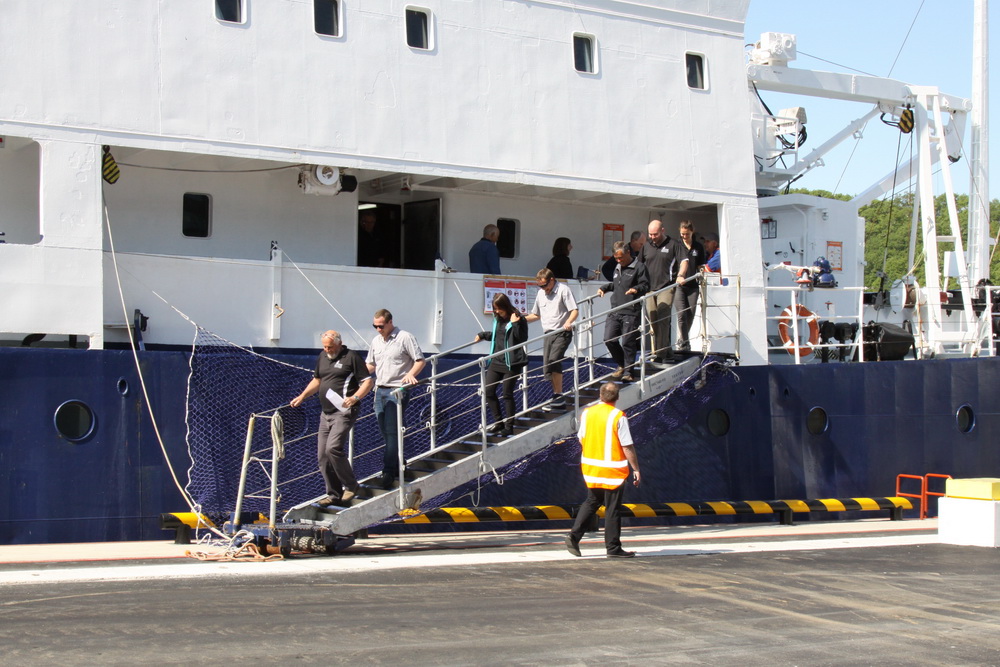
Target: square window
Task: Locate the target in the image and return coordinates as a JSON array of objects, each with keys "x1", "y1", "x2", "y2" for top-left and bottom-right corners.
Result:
[
  {"x1": 686, "y1": 53, "x2": 706, "y2": 89},
  {"x1": 573, "y1": 33, "x2": 597, "y2": 74},
  {"x1": 496, "y1": 218, "x2": 518, "y2": 259},
  {"x1": 215, "y1": 0, "x2": 243, "y2": 24},
  {"x1": 314, "y1": 0, "x2": 340, "y2": 37},
  {"x1": 405, "y1": 7, "x2": 432, "y2": 50},
  {"x1": 183, "y1": 194, "x2": 212, "y2": 238}
]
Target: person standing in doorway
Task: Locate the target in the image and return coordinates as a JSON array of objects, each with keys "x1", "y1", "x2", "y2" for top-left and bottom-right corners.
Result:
[
  {"x1": 291, "y1": 330, "x2": 373, "y2": 506},
  {"x1": 564, "y1": 382, "x2": 641, "y2": 559},
  {"x1": 546, "y1": 237, "x2": 575, "y2": 280},
  {"x1": 469, "y1": 224, "x2": 501, "y2": 274},
  {"x1": 702, "y1": 233, "x2": 721, "y2": 273},
  {"x1": 357, "y1": 210, "x2": 386, "y2": 268},
  {"x1": 638, "y1": 219, "x2": 687, "y2": 363},
  {"x1": 525, "y1": 267, "x2": 579, "y2": 411},
  {"x1": 675, "y1": 221, "x2": 705, "y2": 352},
  {"x1": 366, "y1": 309, "x2": 426, "y2": 489}
]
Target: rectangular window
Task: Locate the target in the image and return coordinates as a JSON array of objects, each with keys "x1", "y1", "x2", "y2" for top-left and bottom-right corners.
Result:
[
  {"x1": 496, "y1": 218, "x2": 518, "y2": 259},
  {"x1": 215, "y1": 0, "x2": 243, "y2": 23},
  {"x1": 406, "y1": 7, "x2": 431, "y2": 49},
  {"x1": 686, "y1": 53, "x2": 706, "y2": 89},
  {"x1": 761, "y1": 217, "x2": 776, "y2": 240},
  {"x1": 183, "y1": 194, "x2": 212, "y2": 238},
  {"x1": 405, "y1": 7, "x2": 431, "y2": 50},
  {"x1": 314, "y1": 0, "x2": 340, "y2": 37},
  {"x1": 573, "y1": 33, "x2": 596, "y2": 73}
]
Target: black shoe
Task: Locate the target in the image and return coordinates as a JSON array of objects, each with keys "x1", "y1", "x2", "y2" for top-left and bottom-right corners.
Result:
[
  {"x1": 501, "y1": 426, "x2": 515, "y2": 437},
  {"x1": 565, "y1": 535, "x2": 581, "y2": 557},
  {"x1": 606, "y1": 549, "x2": 636, "y2": 559},
  {"x1": 541, "y1": 399, "x2": 566, "y2": 412},
  {"x1": 486, "y1": 422, "x2": 505, "y2": 435}
]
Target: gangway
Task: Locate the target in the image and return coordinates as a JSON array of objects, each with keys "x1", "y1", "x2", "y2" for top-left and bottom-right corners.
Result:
[
  {"x1": 280, "y1": 358, "x2": 699, "y2": 541},
  {"x1": 228, "y1": 278, "x2": 729, "y2": 554}
]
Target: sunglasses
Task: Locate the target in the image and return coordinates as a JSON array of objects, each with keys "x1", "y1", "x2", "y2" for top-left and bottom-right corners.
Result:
[{"x1": 373, "y1": 323, "x2": 386, "y2": 329}]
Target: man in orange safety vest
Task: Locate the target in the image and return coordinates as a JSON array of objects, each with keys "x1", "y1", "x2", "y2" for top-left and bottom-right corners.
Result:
[{"x1": 564, "y1": 382, "x2": 641, "y2": 559}]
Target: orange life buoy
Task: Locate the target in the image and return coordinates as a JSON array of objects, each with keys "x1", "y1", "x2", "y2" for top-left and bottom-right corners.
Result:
[{"x1": 778, "y1": 304, "x2": 820, "y2": 357}]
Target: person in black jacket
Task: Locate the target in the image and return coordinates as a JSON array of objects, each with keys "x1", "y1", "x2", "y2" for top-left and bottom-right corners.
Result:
[
  {"x1": 475, "y1": 293, "x2": 528, "y2": 437},
  {"x1": 597, "y1": 240, "x2": 650, "y2": 382}
]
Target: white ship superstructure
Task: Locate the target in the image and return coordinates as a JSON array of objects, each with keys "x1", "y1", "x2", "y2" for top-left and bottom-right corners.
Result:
[{"x1": 0, "y1": 0, "x2": 769, "y2": 360}]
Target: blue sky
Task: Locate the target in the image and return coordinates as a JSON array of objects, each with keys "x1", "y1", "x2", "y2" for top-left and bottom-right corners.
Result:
[{"x1": 744, "y1": 1, "x2": 999, "y2": 202}]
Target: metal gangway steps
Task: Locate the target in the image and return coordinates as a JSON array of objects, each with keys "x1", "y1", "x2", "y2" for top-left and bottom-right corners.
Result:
[{"x1": 228, "y1": 280, "x2": 734, "y2": 553}]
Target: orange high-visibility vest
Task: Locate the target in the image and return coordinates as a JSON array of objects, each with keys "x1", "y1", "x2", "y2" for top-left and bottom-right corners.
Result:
[{"x1": 579, "y1": 402, "x2": 630, "y2": 490}]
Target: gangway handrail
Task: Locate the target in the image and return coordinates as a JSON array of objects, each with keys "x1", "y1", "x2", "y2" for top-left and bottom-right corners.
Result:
[{"x1": 235, "y1": 272, "x2": 746, "y2": 524}]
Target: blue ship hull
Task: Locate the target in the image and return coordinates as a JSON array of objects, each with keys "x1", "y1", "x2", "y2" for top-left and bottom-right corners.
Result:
[{"x1": 2, "y1": 347, "x2": 997, "y2": 544}]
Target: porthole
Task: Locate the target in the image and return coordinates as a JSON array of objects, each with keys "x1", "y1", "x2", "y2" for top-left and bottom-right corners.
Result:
[
  {"x1": 806, "y1": 406, "x2": 829, "y2": 435},
  {"x1": 117, "y1": 378, "x2": 130, "y2": 397},
  {"x1": 707, "y1": 409, "x2": 730, "y2": 436},
  {"x1": 54, "y1": 400, "x2": 96, "y2": 442},
  {"x1": 956, "y1": 404, "x2": 976, "y2": 433}
]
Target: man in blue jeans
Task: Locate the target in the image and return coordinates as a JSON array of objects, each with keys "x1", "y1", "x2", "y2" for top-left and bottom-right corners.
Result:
[{"x1": 366, "y1": 309, "x2": 426, "y2": 489}]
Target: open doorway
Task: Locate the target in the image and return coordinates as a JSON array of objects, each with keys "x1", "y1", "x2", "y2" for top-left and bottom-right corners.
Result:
[
  {"x1": 357, "y1": 203, "x2": 400, "y2": 268},
  {"x1": 357, "y1": 199, "x2": 440, "y2": 270}
]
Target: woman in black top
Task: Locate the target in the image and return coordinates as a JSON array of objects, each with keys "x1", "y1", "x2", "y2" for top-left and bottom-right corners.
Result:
[
  {"x1": 475, "y1": 293, "x2": 528, "y2": 437},
  {"x1": 546, "y1": 237, "x2": 575, "y2": 280},
  {"x1": 676, "y1": 220, "x2": 705, "y2": 351}
]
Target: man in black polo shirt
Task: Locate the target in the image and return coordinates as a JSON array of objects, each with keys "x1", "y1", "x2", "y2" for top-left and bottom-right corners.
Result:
[
  {"x1": 638, "y1": 219, "x2": 688, "y2": 363},
  {"x1": 291, "y1": 330, "x2": 373, "y2": 506}
]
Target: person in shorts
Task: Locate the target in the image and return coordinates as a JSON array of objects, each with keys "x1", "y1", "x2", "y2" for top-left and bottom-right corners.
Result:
[{"x1": 525, "y1": 268, "x2": 578, "y2": 411}]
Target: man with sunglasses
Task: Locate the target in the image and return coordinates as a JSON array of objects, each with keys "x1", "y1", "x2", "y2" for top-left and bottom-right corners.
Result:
[
  {"x1": 525, "y1": 268, "x2": 578, "y2": 411},
  {"x1": 366, "y1": 309, "x2": 426, "y2": 489}
]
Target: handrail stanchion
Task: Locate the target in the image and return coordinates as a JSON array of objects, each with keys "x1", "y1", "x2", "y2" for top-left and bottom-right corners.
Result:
[
  {"x1": 585, "y1": 297, "x2": 596, "y2": 384},
  {"x1": 395, "y1": 387, "x2": 406, "y2": 507},
  {"x1": 638, "y1": 293, "x2": 648, "y2": 388},
  {"x1": 232, "y1": 414, "x2": 256, "y2": 533},
  {"x1": 790, "y1": 290, "x2": 802, "y2": 365},
  {"x1": 520, "y1": 356, "x2": 530, "y2": 413},
  {"x1": 572, "y1": 320, "x2": 581, "y2": 419},
  {"x1": 428, "y1": 356, "x2": 438, "y2": 452},
  {"x1": 924, "y1": 473, "x2": 952, "y2": 519},
  {"x1": 479, "y1": 360, "x2": 489, "y2": 452},
  {"x1": 698, "y1": 274, "x2": 708, "y2": 354},
  {"x1": 268, "y1": 416, "x2": 280, "y2": 533},
  {"x1": 896, "y1": 473, "x2": 927, "y2": 519}
]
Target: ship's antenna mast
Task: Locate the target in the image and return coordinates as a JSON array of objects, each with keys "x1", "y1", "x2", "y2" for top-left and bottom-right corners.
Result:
[{"x1": 969, "y1": 0, "x2": 990, "y2": 282}]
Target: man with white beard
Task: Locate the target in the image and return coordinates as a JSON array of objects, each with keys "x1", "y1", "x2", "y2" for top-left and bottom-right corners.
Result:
[{"x1": 291, "y1": 330, "x2": 373, "y2": 506}]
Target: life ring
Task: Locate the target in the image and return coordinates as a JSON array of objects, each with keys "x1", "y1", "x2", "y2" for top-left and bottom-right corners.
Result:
[{"x1": 778, "y1": 304, "x2": 820, "y2": 356}]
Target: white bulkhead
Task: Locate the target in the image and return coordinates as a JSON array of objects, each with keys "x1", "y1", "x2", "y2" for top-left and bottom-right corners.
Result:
[{"x1": 0, "y1": 1, "x2": 767, "y2": 362}]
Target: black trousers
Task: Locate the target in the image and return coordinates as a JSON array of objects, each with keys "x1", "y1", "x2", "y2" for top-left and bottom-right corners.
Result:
[
  {"x1": 484, "y1": 365, "x2": 518, "y2": 426},
  {"x1": 569, "y1": 483, "x2": 625, "y2": 553},
  {"x1": 676, "y1": 284, "x2": 700, "y2": 349},
  {"x1": 604, "y1": 311, "x2": 640, "y2": 371}
]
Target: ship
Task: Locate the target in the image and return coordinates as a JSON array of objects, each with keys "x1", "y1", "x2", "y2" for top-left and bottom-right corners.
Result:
[{"x1": 1, "y1": 0, "x2": 997, "y2": 545}]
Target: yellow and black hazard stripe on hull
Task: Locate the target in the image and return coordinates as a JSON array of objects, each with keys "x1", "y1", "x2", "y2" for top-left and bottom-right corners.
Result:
[
  {"x1": 402, "y1": 497, "x2": 912, "y2": 526},
  {"x1": 160, "y1": 511, "x2": 266, "y2": 544}
]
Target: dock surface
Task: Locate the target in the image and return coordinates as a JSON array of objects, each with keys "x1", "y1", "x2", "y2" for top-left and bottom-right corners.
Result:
[{"x1": 1, "y1": 519, "x2": 998, "y2": 665}]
